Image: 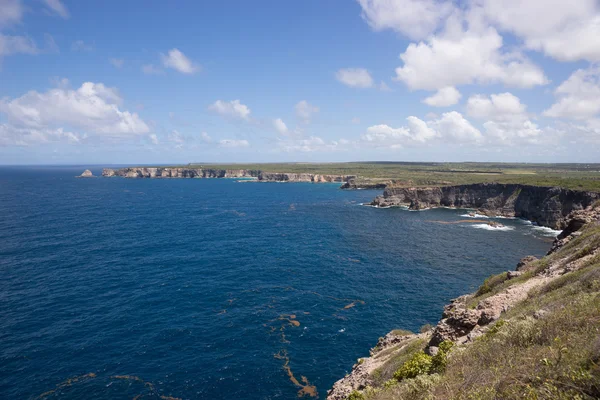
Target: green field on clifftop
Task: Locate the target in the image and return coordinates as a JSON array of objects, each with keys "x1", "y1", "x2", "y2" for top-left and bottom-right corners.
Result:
[{"x1": 164, "y1": 162, "x2": 600, "y2": 192}]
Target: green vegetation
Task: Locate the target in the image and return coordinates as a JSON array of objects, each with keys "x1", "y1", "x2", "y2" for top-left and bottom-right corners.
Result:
[
  {"x1": 475, "y1": 271, "x2": 509, "y2": 296},
  {"x1": 393, "y1": 341, "x2": 454, "y2": 381},
  {"x1": 346, "y1": 220, "x2": 600, "y2": 400},
  {"x1": 178, "y1": 162, "x2": 600, "y2": 192}
]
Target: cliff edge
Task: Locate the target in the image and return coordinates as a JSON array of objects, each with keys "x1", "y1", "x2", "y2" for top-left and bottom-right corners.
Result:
[
  {"x1": 370, "y1": 183, "x2": 599, "y2": 230},
  {"x1": 328, "y1": 202, "x2": 600, "y2": 400},
  {"x1": 100, "y1": 167, "x2": 354, "y2": 183}
]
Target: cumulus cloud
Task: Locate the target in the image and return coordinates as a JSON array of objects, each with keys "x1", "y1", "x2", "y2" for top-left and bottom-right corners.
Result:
[
  {"x1": 219, "y1": 139, "x2": 249, "y2": 148},
  {"x1": 295, "y1": 100, "x2": 319, "y2": 123},
  {"x1": 360, "y1": 0, "x2": 600, "y2": 64},
  {"x1": 161, "y1": 48, "x2": 199, "y2": 74},
  {"x1": 466, "y1": 92, "x2": 545, "y2": 145},
  {"x1": 335, "y1": 68, "x2": 374, "y2": 88},
  {"x1": 0, "y1": 82, "x2": 149, "y2": 144},
  {"x1": 209, "y1": 100, "x2": 251, "y2": 120},
  {"x1": 362, "y1": 112, "x2": 482, "y2": 148},
  {"x1": 273, "y1": 118, "x2": 288, "y2": 134},
  {"x1": 42, "y1": 0, "x2": 69, "y2": 19},
  {"x1": 480, "y1": 0, "x2": 600, "y2": 62},
  {"x1": 0, "y1": 0, "x2": 24, "y2": 27},
  {"x1": 395, "y1": 19, "x2": 548, "y2": 91},
  {"x1": 422, "y1": 86, "x2": 461, "y2": 107},
  {"x1": 149, "y1": 133, "x2": 159, "y2": 145},
  {"x1": 0, "y1": 124, "x2": 80, "y2": 146},
  {"x1": 543, "y1": 68, "x2": 600, "y2": 119},
  {"x1": 467, "y1": 92, "x2": 527, "y2": 121},
  {"x1": 358, "y1": 0, "x2": 454, "y2": 40}
]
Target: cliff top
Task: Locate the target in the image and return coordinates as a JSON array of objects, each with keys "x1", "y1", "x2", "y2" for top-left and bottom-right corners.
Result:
[{"x1": 120, "y1": 162, "x2": 600, "y2": 192}]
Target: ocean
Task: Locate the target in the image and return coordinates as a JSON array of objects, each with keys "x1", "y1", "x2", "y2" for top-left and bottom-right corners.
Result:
[{"x1": 0, "y1": 166, "x2": 555, "y2": 399}]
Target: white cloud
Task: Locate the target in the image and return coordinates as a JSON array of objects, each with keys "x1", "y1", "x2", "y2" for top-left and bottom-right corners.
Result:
[
  {"x1": 0, "y1": 33, "x2": 39, "y2": 57},
  {"x1": 277, "y1": 136, "x2": 343, "y2": 152},
  {"x1": 395, "y1": 20, "x2": 548, "y2": 91},
  {"x1": 110, "y1": 58, "x2": 124, "y2": 68},
  {"x1": 480, "y1": 0, "x2": 600, "y2": 62},
  {"x1": 142, "y1": 64, "x2": 163, "y2": 75},
  {"x1": 71, "y1": 40, "x2": 93, "y2": 52},
  {"x1": 379, "y1": 81, "x2": 392, "y2": 92},
  {"x1": 0, "y1": 0, "x2": 23, "y2": 27},
  {"x1": 543, "y1": 68, "x2": 600, "y2": 119},
  {"x1": 335, "y1": 68, "x2": 374, "y2": 88},
  {"x1": 167, "y1": 130, "x2": 184, "y2": 144},
  {"x1": 219, "y1": 139, "x2": 249, "y2": 148},
  {"x1": 358, "y1": 0, "x2": 454, "y2": 40},
  {"x1": 465, "y1": 92, "x2": 545, "y2": 145},
  {"x1": 362, "y1": 112, "x2": 482, "y2": 148},
  {"x1": 200, "y1": 132, "x2": 212, "y2": 143},
  {"x1": 483, "y1": 119, "x2": 545, "y2": 145},
  {"x1": 273, "y1": 118, "x2": 288, "y2": 134},
  {"x1": 0, "y1": 82, "x2": 149, "y2": 140},
  {"x1": 422, "y1": 86, "x2": 461, "y2": 107},
  {"x1": 160, "y1": 48, "x2": 199, "y2": 74},
  {"x1": 466, "y1": 92, "x2": 527, "y2": 121},
  {"x1": 149, "y1": 133, "x2": 159, "y2": 145},
  {"x1": 209, "y1": 100, "x2": 251, "y2": 120},
  {"x1": 42, "y1": 0, "x2": 69, "y2": 19},
  {"x1": 0, "y1": 124, "x2": 80, "y2": 146},
  {"x1": 295, "y1": 100, "x2": 319, "y2": 123}
]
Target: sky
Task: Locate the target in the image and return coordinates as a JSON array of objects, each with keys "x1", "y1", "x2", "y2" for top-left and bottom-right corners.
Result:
[{"x1": 0, "y1": 0, "x2": 599, "y2": 165}]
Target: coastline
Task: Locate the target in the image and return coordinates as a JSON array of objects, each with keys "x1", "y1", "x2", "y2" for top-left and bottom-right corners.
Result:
[{"x1": 327, "y1": 199, "x2": 600, "y2": 399}]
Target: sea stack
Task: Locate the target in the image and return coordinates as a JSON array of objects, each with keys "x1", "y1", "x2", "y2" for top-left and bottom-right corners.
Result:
[{"x1": 80, "y1": 169, "x2": 94, "y2": 177}]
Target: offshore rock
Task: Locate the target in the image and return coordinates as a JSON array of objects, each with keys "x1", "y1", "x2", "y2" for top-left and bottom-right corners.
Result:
[{"x1": 79, "y1": 169, "x2": 93, "y2": 177}]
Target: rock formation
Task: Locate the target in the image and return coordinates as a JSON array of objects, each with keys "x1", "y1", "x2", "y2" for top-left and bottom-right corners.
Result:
[
  {"x1": 99, "y1": 167, "x2": 354, "y2": 183},
  {"x1": 370, "y1": 183, "x2": 599, "y2": 229},
  {"x1": 79, "y1": 169, "x2": 94, "y2": 177}
]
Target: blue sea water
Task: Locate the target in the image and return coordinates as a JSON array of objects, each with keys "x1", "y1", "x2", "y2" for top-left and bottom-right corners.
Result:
[{"x1": 0, "y1": 166, "x2": 555, "y2": 399}]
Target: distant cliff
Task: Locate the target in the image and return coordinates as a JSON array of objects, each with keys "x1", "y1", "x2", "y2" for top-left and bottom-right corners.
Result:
[
  {"x1": 100, "y1": 168, "x2": 354, "y2": 183},
  {"x1": 370, "y1": 183, "x2": 599, "y2": 230}
]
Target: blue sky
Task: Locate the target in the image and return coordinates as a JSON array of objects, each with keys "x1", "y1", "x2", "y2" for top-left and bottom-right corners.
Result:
[{"x1": 1, "y1": 0, "x2": 599, "y2": 164}]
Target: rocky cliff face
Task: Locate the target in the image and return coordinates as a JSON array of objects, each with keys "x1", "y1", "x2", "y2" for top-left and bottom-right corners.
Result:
[
  {"x1": 370, "y1": 183, "x2": 599, "y2": 230},
  {"x1": 257, "y1": 172, "x2": 355, "y2": 183},
  {"x1": 327, "y1": 204, "x2": 600, "y2": 400},
  {"x1": 100, "y1": 168, "x2": 353, "y2": 183},
  {"x1": 101, "y1": 167, "x2": 260, "y2": 178}
]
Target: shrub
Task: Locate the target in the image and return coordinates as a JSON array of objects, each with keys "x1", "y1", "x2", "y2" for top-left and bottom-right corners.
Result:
[
  {"x1": 347, "y1": 390, "x2": 365, "y2": 400},
  {"x1": 393, "y1": 352, "x2": 433, "y2": 381},
  {"x1": 430, "y1": 340, "x2": 454, "y2": 374},
  {"x1": 419, "y1": 324, "x2": 433, "y2": 333}
]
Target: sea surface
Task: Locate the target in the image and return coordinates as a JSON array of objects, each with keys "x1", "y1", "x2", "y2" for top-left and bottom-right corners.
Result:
[{"x1": 0, "y1": 166, "x2": 556, "y2": 399}]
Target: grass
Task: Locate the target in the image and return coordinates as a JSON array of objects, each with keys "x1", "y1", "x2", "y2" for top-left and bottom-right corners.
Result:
[
  {"x1": 347, "y1": 218, "x2": 600, "y2": 400},
  {"x1": 371, "y1": 338, "x2": 427, "y2": 386},
  {"x1": 127, "y1": 162, "x2": 600, "y2": 192}
]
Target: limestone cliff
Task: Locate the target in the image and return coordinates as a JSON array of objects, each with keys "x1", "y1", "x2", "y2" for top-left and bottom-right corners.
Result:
[
  {"x1": 370, "y1": 183, "x2": 599, "y2": 230},
  {"x1": 100, "y1": 168, "x2": 354, "y2": 183},
  {"x1": 101, "y1": 167, "x2": 260, "y2": 178}
]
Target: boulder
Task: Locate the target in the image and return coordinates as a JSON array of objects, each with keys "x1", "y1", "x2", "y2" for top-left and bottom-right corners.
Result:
[
  {"x1": 80, "y1": 169, "x2": 93, "y2": 177},
  {"x1": 516, "y1": 256, "x2": 538, "y2": 271}
]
